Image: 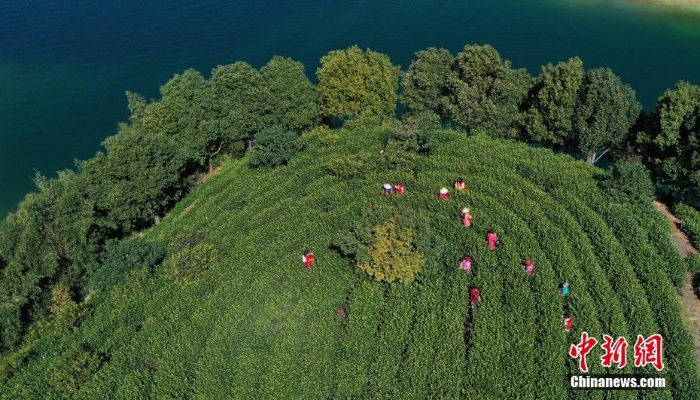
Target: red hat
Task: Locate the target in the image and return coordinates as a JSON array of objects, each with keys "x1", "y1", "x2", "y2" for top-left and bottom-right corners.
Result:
[{"x1": 525, "y1": 260, "x2": 532, "y2": 266}]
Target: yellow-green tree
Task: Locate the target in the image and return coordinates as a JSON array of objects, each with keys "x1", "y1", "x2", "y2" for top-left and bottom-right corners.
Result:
[
  {"x1": 357, "y1": 218, "x2": 423, "y2": 284},
  {"x1": 316, "y1": 45, "x2": 400, "y2": 122}
]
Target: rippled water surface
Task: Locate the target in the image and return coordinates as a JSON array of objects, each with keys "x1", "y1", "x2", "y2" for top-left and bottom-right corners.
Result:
[{"x1": 1, "y1": 0, "x2": 699, "y2": 215}]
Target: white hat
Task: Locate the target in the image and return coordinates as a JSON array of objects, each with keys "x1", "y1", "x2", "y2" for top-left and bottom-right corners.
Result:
[
  {"x1": 383, "y1": 183, "x2": 392, "y2": 189},
  {"x1": 440, "y1": 188, "x2": 448, "y2": 194},
  {"x1": 462, "y1": 208, "x2": 470, "y2": 213}
]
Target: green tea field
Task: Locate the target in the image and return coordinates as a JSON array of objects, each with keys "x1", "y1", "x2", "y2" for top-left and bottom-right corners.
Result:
[{"x1": 3, "y1": 127, "x2": 698, "y2": 399}]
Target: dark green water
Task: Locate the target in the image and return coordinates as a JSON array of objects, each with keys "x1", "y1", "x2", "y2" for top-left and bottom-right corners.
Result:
[{"x1": 2, "y1": 0, "x2": 700, "y2": 216}]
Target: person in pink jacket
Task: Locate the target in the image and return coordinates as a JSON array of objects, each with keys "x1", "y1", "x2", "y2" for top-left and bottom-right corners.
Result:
[
  {"x1": 459, "y1": 256, "x2": 473, "y2": 273},
  {"x1": 486, "y1": 230, "x2": 498, "y2": 251},
  {"x1": 523, "y1": 259, "x2": 534, "y2": 276},
  {"x1": 461, "y1": 208, "x2": 473, "y2": 227}
]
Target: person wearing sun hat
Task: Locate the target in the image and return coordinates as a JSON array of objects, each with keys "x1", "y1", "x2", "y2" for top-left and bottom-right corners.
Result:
[
  {"x1": 461, "y1": 207, "x2": 473, "y2": 227},
  {"x1": 523, "y1": 259, "x2": 534, "y2": 276},
  {"x1": 438, "y1": 187, "x2": 450, "y2": 200},
  {"x1": 381, "y1": 183, "x2": 393, "y2": 196}
]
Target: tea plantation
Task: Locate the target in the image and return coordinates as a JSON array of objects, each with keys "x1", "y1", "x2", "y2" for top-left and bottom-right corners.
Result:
[{"x1": 3, "y1": 126, "x2": 699, "y2": 399}]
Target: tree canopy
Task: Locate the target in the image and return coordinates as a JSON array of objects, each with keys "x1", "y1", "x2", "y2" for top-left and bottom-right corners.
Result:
[
  {"x1": 573, "y1": 68, "x2": 641, "y2": 164},
  {"x1": 401, "y1": 47, "x2": 455, "y2": 119},
  {"x1": 446, "y1": 44, "x2": 532, "y2": 137},
  {"x1": 642, "y1": 81, "x2": 700, "y2": 202},
  {"x1": 80, "y1": 127, "x2": 188, "y2": 233},
  {"x1": 260, "y1": 56, "x2": 320, "y2": 133},
  {"x1": 316, "y1": 45, "x2": 400, "y2": 122},
  {"x1": 521, "y1": 57, "x2": 584, "y2": 146}
]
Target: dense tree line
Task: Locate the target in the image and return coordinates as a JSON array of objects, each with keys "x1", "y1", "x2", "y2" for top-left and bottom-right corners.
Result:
[{"x1": 1, "y1": 43, "x2": 699, "y2": 354}]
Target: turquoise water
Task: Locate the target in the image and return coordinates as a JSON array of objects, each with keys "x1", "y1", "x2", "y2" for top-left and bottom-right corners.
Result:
[{"x1": 2, "y1": 0, "x2": 700, "y2": 216}]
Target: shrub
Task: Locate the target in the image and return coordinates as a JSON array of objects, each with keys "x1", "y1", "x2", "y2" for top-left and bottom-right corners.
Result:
[
  {"x1": 170, "y1": 243, "x2": 218, "y2": 284},
  {"x1": 357, "y1": 217, "x2": 423, "y2": 284},
  {"x1": 86, "y1": 238, "x2": 166, "y2": 293},
  {"x1": 380, "y1": 140, "x2": 420, "y2": 170},
  {"x1": 599, "y1": 160, "x2": 655, "y2": 205},
  {"x1": 334, "y1": 204, "x2": 439, "y2": 284},
  {"x1": 326, "y1": 154, "x2": 369, "y2": 180},
  {"x1": 248, "y1": 128, "x2": 300, "y2": 168},
  {"x1": 675, "y1": 203, "x2": 700, "y2": 249}
]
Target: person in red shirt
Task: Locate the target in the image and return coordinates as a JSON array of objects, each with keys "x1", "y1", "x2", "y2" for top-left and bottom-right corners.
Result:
[
  {"x1": 469, "y1": 286, "x2": 481, "y2": 304},
  {"x1": 454, "y1": 177, "x2": 466, "y2": 192},
  {"x1": 439, "y1": 188, "x2": 450, "y2": 200},
  {"x1": 394, "y1": 183, "x2": 405, "y2": 195},
  {"x1": 302, "y1": 250, "x2": 314, "y2": 269},
  {"x1": 564, "y1": 314, "x2": 573, "y2": 332},
  {"x1": 486, "y1": 230, "x2": 498, "y2": 251}
]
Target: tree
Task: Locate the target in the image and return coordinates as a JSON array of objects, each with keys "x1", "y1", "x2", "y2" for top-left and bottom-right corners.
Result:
[
  {"x1": 316, "y1": 45, "x2": 400, "y2": 122},
  {"x1": 445, "y1": 44, "x2": 532, "y2": 137},
  {"x1": 642, "y1": 81, "x2": 700, "y2": 202},
  {"x1": 260, "y1": 56, "x2": 320, "y2": 133},
  {"x1": 248, "y1": 127, "x2": 300, "y2": 167},
  {"x1": 125, "y1": 70, "x2": 224, "y2": 172},
  {"x1": 0, "y1": 169, "x2": 104, "y2": 352},
  {"x1": 158, "y1": 69, "x2": 222, "y2": 170},
  {"x1": 401, "y1": 47, "x2": 455, "y2": 119},
  {"x1": 521, "y1": 57, "x2": 585, "y2": 145},
  {"x1": 573, "y1": 68, "x2": 641, "y2": 164},
  {"x1": 357, "y1": 217, "x2": 423, "y2": 284},
  {"x1": 210, "y1": 62, "x2": 271, "y2": 154},
  {"x1": 80, "y1": 127, "x2": 188, "y2": 233}
]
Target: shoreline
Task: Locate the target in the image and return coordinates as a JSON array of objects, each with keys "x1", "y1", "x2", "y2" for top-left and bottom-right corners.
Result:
[{"x1": 629, "y1": 0, "x2": 700, "y2": 7}]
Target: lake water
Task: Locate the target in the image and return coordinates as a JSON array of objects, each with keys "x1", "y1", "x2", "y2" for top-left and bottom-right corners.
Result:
[{"x1": 2, "y1": 0, "x2": 700, "y2": 217}]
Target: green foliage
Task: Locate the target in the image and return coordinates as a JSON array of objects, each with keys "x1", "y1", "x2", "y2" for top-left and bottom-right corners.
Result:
[
  {"x1": 210, "y1": 61, "x2": 271, "y2": 153},
  {"x1": 170, "y1": 243, "x2": 218, "y2": 284},
  {"x1": 158, "y1": 69, "x2": 219, "y2": 168},
  {"x1": 326, "y1": 154, "x2": 369, "y2": 180},
  {"x1": 317, "y1": 45, "x2": 400, "y2": 121},
  {"x1": 87, "y1": 238, "x2": 166, "y2": 293},
  {"x1": 4, "y1": 45, "x2": 700, "y2": 398},
  {"x1": 46, "y1": 341, "x2": 105, "y2": 398},
  {"x1": 260, "y1": 56, "x2": 320, "y2": 133},
  {"x1": 248, "y1": 127, "x2": 300, "y2": 168},
  {"x1": 334, "y1": 204, "x2": 438, "y2": 284},
  {"x1": 446, "y1": 44, "x2": 532, "y2": 137},
  {"x1": 80, "y1": 128, "x2": 188, "y2": 233},
  {"x1": 599, "y1": 160, "x2": 655, "y2": 205},
  {"x1": 641, "y1": 81, "x2": 700, "y2": 203},
  {"x1": 521, "y1": 57, "x2": 584, "y2": 145},
  {"x1": 401, "y1": 47, "x2": 455, "y2": 119},
  {"x1": 675, "y1": 203, "x2": 700, "y2": 250},
  {"x1": 573, "y1": 68, "x2": 642, "y2": 164},
  {"x1": 357, "y1": 218, "x2": 422, "y2": 284},
  {"x1": 0, "y1": 170, "x2": 103, "y2": 352}
]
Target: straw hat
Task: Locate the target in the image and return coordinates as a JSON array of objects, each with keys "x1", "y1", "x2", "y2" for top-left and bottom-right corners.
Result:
[
  {"x1": 462, "y1": 208, "x2": 470, "y2": 213},
  {"x1": 440, "y1": 188, "x2": 448, "y2": 194}
]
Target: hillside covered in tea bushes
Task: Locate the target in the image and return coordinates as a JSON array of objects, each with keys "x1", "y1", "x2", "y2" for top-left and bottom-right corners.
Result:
[{"x1": 2, "y1": 125, "x2": 698, "y2": 399}]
